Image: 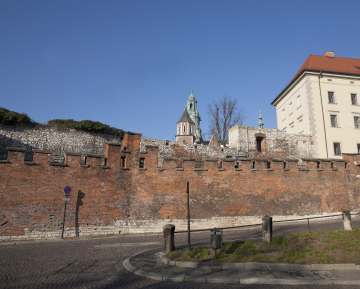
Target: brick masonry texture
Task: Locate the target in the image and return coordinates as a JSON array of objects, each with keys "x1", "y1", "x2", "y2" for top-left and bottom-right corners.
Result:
[{"x1": 1, "y1": 132, "x2": 360, "y2": 240}]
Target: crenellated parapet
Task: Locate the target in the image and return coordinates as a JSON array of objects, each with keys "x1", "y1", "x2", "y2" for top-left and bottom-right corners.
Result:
[{"x1": 2, "y1": 132, "x2": 359, "y2": 176}]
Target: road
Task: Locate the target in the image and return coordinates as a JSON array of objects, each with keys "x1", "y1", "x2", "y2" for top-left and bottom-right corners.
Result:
[{"x1": 1, "y1": 216, "x2": 359, "y2": 288}]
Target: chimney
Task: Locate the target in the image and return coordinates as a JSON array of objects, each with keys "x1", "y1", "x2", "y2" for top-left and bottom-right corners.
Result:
[{"x1": 324, "y1": 51, "x2": 335, "y2": 58}]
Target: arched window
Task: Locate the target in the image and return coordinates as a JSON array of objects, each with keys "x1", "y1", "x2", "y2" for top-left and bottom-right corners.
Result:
[
  {"x1": 183, "y1": 126, "x2": 186, "y2": 132},
  {"x1": 190, "y1": 104, "x2": 193, "y2": 110},
  {"x1": 190, "y1": 126, "x2": 192, "y2": 133}
]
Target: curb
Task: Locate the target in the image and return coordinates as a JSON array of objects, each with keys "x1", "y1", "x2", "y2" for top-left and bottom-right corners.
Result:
[
  {"x1": 123, "y1": 248, "x2": 360, "y2": 285},
  {"x1": 158, "y1": 252, "x2": 360, "y2": 271}
]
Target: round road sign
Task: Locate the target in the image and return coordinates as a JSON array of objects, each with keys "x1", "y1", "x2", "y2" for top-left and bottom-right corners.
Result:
[{"x1": 64, "y1": 186, "x2": 71, "y2": 193}]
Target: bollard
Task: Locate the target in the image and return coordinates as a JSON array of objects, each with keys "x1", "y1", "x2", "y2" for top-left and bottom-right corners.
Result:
[
  {"x1": 262, "y1": 215, "x2": 272, "y2": 243},
  {"x1": 342, "y1": 209, "x2": 353, "y2": 231},
  {"x1": 163, "y1": 224, "x2": 175, "y2": 253}
]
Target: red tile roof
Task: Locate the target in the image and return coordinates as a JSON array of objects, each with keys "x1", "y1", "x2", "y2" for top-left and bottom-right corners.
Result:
[{"x1": 272, "y1": 54, "x2": 360, "y2": 105}]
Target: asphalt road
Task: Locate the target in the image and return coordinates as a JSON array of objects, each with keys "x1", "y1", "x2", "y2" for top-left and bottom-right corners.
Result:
[{"x1": 1, "y1": 216, "x2": 359, "y2": 289}]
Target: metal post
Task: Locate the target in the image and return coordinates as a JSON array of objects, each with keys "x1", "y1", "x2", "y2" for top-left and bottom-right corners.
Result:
[
  {"x1": 61, "y1": 201, "x2": 67, "y2": 239},
  {"x1": 307, "y1": 218, "x2": 310, "y2": 232},
  {"x1": 186, "y1": 181, "x2": 191, "y2": 250}
]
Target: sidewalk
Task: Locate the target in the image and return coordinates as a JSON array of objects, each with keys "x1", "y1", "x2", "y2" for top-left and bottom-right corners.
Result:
[{"x1": 124, "y1": 248, "x2": 360, "y2": 285}]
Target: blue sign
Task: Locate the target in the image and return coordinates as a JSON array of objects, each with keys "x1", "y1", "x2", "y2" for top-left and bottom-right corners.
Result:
[{"x1": 64, "y1": 186, "x2": 71, "y2": 193}]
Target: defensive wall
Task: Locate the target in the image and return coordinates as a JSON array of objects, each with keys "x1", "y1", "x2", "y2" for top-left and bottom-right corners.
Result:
[
  {"x1": 0, "y1": 124, "x2": 234, "y2": 167},
  {"x1": 229, "y1": 125, "x2": 314, "y2": 158},
  {"x1": 1, "y1": 132, "x2": 360, "y2": 240}
]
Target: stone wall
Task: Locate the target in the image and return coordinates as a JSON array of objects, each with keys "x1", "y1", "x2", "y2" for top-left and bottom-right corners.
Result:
[
  {"x1": 1, "y1": 133, "x2": 359, "y2": 240},
  {"x1": 0, "y1": 124, "x2": 123, "y2": 162},
  {"x1": 0, "y1": 125, "x2": 235, "y2": 166},
  {"x1": 229, "y1": 125, "x2": 314, "y2": 158}
]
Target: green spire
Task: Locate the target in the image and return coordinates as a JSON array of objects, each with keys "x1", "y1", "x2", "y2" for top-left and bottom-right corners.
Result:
[
  {"x1": 186, "y1": 88, "x2": 202, "y2": 137},
  {"x1": 258, "y1": 109, "x2": 264, "y2": 128}
]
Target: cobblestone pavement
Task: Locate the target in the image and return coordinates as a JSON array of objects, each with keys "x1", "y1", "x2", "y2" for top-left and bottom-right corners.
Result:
[{"x1": 1, "y1": 217, "x2": 359, "y2": 288}]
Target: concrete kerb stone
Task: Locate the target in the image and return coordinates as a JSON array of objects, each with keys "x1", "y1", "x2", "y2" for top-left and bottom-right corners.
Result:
[
  {"x1": 206, "y1": 276, "x2": 240, "y2": 283},
  {"x1": 333, "y1": 263, "x2": 356, "y2": 271},
  {"x1": 124, "y1": 247, "x2": 360, "y2": 285},
  {"x1": 122, "y1": 258, "x2": 138, "y2": 273},
  {"x1": 176, "y1": 261, "x2": 199, "y2": 268},
  {"x1": 162, "y1": 275, "x2": 185, "y2": 282}
]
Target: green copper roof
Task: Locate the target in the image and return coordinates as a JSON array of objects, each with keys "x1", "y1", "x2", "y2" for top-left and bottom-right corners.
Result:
[
  {"x1": 188, "y1": 88, "x2": 195, "y2": 100},
  {"x1": 258, "y1": 109, "x2": 264, "y2": 128},
  {"x1": 177, "y1": 108, "x2": 195, "y2": 124}
]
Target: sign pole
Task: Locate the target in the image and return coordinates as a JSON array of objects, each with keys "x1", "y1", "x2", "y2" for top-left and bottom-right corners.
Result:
[
  {"x1": 61, "y1": 201, "x2": 67, "y2": 239},
  {"x1": 186, "y1": 181, "x2": 191, "y2": 250},
  {"x1": 61, "y1": 186, "x2": 71, "y2": 239}
]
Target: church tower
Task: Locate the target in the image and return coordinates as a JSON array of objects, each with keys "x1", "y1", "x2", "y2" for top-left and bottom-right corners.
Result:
[
  {"x1": 186, "y1": 89, "x2": 203, "y2": 143},
  {"x1": 176, "y1": 89, "x2": 203, "y2": 144},
  {"x1": 176, "y1": 108, "x2": 195, "y2": 143}
]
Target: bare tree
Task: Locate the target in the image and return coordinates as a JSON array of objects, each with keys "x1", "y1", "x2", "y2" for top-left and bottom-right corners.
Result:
[{"x1": 208, "y1": 95, "x2": 245, "y2": 146}]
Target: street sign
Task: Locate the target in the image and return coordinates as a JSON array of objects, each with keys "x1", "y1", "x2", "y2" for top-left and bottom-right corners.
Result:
[
  {"x1": 63, "y1": 186, "x2": 71, "y2": 201},
  {"x1": 63, "y1": 193, "x2": 70, "y2": 202}
]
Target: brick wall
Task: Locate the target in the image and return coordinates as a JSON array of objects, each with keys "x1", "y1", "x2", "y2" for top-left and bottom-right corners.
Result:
[{"x1": 1, "y1": 132, "x2": 360, "y2": 240}]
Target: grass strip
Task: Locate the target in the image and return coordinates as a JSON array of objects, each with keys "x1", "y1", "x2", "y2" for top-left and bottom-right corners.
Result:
[{"x1": 166, "y1": 229, "x2": 360, "y2": 264}]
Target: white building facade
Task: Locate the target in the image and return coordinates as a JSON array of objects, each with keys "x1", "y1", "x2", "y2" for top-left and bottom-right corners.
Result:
[{"x1": 272, "y1": 51, "x2": 360, "y2": 159}]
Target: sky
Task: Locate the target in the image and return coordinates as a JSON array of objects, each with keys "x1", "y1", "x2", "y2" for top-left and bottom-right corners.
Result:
[{"x1": 1, "y1": 0, "x2": 360, "y2": 141}]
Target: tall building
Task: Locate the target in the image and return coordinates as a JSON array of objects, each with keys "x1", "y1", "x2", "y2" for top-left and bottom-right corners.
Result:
[
  {"x1": 271, "y1": 51, "x2": 360, "y2": 158},
  {"x1": 176, "y1": 89, "x2": 203, "y2": 143}
]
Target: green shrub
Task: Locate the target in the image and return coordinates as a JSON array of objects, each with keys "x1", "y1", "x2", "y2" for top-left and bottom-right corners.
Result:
[
  {"x1": 0, "y1": 107, "x2": 34, "y2": 125},
  {"x1": 47, "y1": 119, "x2": 123, "y2": 136}
]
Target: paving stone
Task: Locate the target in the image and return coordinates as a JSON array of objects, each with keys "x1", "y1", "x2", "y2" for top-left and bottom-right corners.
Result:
[
  {"x1": 334, "y1": 271, "x2": 360, "y2": 280},
  {"x1": 271, "y1": 271, "x2": 296, "y2": 279},
  {"x1": 315, "y1": 270, "x2": 339, "y2": 280},
  {"x1": 253, "y1": 269, "x2": 276, "y2": 278}
]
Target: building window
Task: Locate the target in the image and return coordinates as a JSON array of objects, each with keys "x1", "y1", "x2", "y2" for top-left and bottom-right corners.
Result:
[
  {"x1": 190, "y1": 126, "x2": 192, "y2": 133},
  {"x1": 183, "y1": 126, "x2": 186, "y2": 133},
  {"x1": 121, "y1": 156, "x2": 126, "y2": 168},
  {"x1": 354, "y1": 116, "x2": 360, "y2": 129},
  {"x1": 289, "y1": 102, "x2": 293, "y2": 115},
  {"x1": 351, "y1": 94, "x2": 358, "y2": 105},
  {"x1": 298, "y1": 116, "x2": 303, "y2": 133},
  {"x1": 334, "y1": 143, "x2": 341, "y2": 156},
  {"x1": 282, "y1": 109, "x2": 285, "y2": 120},
  {"x1": 178, "y1": 127, "x2": 180, "y2": 134},
  {"x1": 289, "y1": 122, "x2": 294, "y2": 134},
  {"x1": 358, "y1": 144, "x2": 360, "y2": 153},
  {"x1": 139, "y1": 158, "x2": 145, "y2": 168},
  {"x1": 328, "y1": 92, "x2": 336, "y2": 103},
  {"x1": 296, "y1": 95, "x2": 301, "y2": 108},
  {"x1": 330, "y1": 114, "x2": 338, "y2": 127},
  {"x1": 256, "y1": 137, "x2": 263, "y2": 152}
]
